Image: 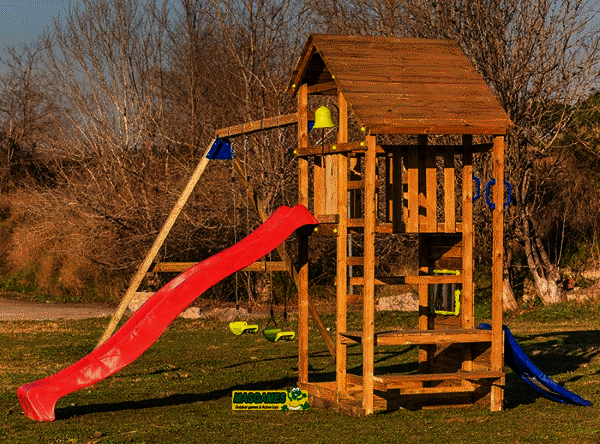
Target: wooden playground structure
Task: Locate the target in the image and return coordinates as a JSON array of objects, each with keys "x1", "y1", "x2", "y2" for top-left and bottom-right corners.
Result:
[
  {"x1": 99, "y1": 34, "x2": 513, "y2": 415},
  {"x1": 289, "y1": 35, "x2": 512, "y2": 414}
]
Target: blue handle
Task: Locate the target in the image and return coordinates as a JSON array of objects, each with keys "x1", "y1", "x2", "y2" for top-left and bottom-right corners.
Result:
[
  {"x1": 472, "y1": 175, "x2": 481, "y2": 202},
  {"x1": 504, "y1": 180, "x2": 512, "y2": 208},
  {"x1": 485, "y1": 179, "x2": 512, "y2": 209}
]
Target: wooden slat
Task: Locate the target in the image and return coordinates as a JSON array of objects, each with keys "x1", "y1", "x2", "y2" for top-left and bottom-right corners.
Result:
[
  {"x1": 325, "y1": 154, "x2": 338, "y2": 214},
  {"x1": 444, "y1": 146, "x2": 456, "y2": 233},
  {"x1": 407, "y1": 148, "x2": 419, "y2": 232},
  {"x1": 215, "y1": 113, "x2": 298, "y2": 138},
  {"x1": 425, "y1": 144, "x2": 437, "y2": 232},
  {"x1": 313, "y1": 155, "x2": 325, "y2": 216}
]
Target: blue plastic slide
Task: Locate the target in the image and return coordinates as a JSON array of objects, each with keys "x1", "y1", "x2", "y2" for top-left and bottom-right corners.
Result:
[{"x1": 478, "y1": 323, "x2": 592, "y2": 406}]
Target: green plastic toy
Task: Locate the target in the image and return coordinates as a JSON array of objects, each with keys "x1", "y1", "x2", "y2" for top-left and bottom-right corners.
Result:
[
  {"x1": 263, "y1": 328, "x2": 296, "y2": 343},
  {"x1": 229, "y1": 321, "x2": 259, "y2": 335}
]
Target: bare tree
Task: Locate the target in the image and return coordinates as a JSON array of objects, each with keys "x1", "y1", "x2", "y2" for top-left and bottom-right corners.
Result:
[{"x1": 0, "y1": 41, "x2": 58, "y2": 191}]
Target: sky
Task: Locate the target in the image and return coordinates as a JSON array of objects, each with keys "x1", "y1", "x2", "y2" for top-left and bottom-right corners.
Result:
[{"x1": 0, "y1": 1, "x2": 65, "y2": 48}]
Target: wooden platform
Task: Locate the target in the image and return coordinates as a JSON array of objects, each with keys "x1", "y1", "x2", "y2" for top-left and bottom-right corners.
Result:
[
  {"x1": 300, "y1": 368, "x2": 504, "y2": 415},
  {"x1": 339, "y1": 328, "x2": 493, "y2": 346}
]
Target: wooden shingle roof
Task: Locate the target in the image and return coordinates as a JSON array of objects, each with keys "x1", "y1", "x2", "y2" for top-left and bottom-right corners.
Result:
[{"x1": 288, "y1": 34, "x2": 512, "y2": 135}]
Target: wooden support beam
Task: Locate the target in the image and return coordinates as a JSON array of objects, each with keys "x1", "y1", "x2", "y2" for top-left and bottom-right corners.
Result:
[
  {"x1": 491, "y1": 135, "x2": 506, "y2": 411},
  {"x1": 307, "y1": 81, "x2": 337, "y2": 95},
  {"x1": 461, "y1": 135, "x2": 474, "y2": 329},
  {"x1": 215, "y1": 113, "x2": 298, "y2": 138},
  {"x1": 363, "y1": 133, "x2": 377, "y2": 414},
  {"x1": 461, "y1": 136, "x2": 475, "y2": 380},
  {"x1": 297, "y1": 84, "x2": 310, "y2": 385},
  {"x1": 336, "y1": 91, "x2": 349, "y2": 398}
]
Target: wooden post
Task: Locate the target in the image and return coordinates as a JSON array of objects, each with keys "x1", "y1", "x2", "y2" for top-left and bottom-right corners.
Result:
[
  {"x1": 491, "y1": 135, "x2": 505, "y2": 411},
  {"x1": 461, "y1": 136, "x2": 474, "y2": 329},
  {"x1": 297, "y1": 84, "x2": 310, "y2": 385},
  {"x1": 461, "y1": 136, "x2": 474, "y2": 380},
  {"x1": 336, "y1": 92, "x2": 349, "y2": 398},
  {"x1": 96, "y1": 138, "x2": 217, "y2": 347},
  {"x1": 363, "y1": 134, "x2": 377, "y2": 414}
]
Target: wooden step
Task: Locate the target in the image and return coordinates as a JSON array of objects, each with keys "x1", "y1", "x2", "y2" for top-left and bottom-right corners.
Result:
[
  {"x1": 350, "y1": 276, "x2": 406, "y2": 286},
  {"x1": 347, "y1": 370, "x2": 503, "y2": 392},
  {"x1": 376, "y1": 371, "x2": 504, "y2": 389},
  {"x1": 349, "y1": 274, "x2": 462, "y2": 286},
  {"x1": 339, "y1": 328, "x2": 493, "y2": 346}
]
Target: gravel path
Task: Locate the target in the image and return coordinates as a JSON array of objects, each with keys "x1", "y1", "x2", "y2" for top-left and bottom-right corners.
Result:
[{"x1": 0, "y1": 297, "x2": 115, "y2": 321}]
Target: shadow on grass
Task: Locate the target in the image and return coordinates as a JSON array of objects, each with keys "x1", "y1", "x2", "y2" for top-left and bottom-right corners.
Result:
[
  {"x1": 56, "y1": 330, "x2": 598, "y2": 419},
  {"x1": 501, "y1": 329, "x2": 598, "y2": 409},
  {"x1": 55, "y1": 375, "x2": 299, "y2": 420}
]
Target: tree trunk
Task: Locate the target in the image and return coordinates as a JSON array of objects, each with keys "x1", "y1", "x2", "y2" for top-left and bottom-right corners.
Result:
[
  {"x1": 503, "y1": 277, "x2": 518, "y2": 311},
  {"x1": 502, "y1": 246, "x2": 518, "y2": 311},
  {"x1": 519, "y1": 215, "x2": 563, "y2": 305}
]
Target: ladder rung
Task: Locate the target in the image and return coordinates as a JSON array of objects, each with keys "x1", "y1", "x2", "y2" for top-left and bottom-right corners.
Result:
[{"x1": 349, "y1": 276, "x2": 406, "y2": 286}]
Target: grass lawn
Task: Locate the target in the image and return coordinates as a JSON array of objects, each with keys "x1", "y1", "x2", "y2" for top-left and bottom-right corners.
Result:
[{"x1": 1, "y1": 302, "x2": 600, "y2": 443}]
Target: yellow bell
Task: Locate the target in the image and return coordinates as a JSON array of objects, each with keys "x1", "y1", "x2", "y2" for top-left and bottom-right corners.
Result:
[{"x1": 313, "y1": 106, "x2": 336, "y2": 129}]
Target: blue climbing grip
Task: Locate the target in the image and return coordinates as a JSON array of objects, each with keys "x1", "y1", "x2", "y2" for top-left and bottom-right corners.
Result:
[
  {"x1": 472, "y1": 175, "x2": 481, "y2": 202},
  {"x1": 485, "y1": 179, "x2": 512, "y2": 210}
]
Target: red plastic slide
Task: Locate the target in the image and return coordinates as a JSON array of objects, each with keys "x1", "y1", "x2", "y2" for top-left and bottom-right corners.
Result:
[{"x1": 18, "y1": 205, "x2": 317, "y2": 421}]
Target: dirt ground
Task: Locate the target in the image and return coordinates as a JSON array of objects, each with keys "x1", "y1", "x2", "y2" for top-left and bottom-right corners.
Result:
[{"x1": 0, "y1": 295, "x2": 115, "y2": 321}]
